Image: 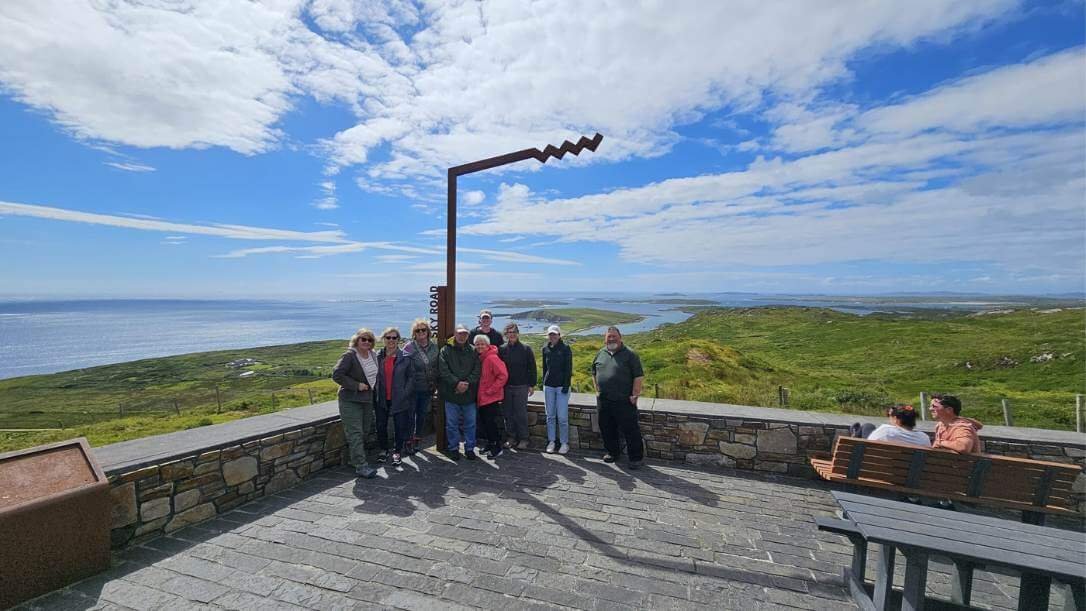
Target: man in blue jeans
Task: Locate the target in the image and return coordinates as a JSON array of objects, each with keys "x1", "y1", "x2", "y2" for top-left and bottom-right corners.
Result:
[{"x1": 438, "y1": 324, "x2": 481, "y2": 460}]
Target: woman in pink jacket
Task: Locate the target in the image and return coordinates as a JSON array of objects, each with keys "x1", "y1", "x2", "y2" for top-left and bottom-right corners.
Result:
[{"x1": 474, "y1": 334, "x2": 508, "y2": 459}]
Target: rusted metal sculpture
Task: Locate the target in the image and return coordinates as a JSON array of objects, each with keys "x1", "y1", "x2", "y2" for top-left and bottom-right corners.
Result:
[{"x1": 430, "y1": 133, "x2": 602, "y2": 450}]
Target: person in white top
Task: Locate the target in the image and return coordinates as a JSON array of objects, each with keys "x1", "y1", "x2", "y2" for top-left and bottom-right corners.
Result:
[{"x1": 851, "y1": 404, "x2": 930, "y2": 447}]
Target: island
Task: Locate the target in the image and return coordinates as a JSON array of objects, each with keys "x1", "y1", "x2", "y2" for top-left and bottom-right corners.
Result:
[{"x1": 508, "y1": 307, "x2": 643, "y2": 332}]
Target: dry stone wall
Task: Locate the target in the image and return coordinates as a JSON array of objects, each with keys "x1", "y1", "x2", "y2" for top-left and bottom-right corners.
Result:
[{"x1": 107, "y1": 421, "x2": 346, "y2": 548}]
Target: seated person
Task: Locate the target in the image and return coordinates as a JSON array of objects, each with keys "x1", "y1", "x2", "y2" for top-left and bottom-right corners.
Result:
[
  {"x1": 850, "y1": 405, "x2": 930, "y2": 447},
  {"x1": 929, "y1": 393, "x2": 983, "y2": 454}
]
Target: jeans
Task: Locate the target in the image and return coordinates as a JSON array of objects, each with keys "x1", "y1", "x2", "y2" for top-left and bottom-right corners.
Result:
[
  {"x1": 598, "y1": 395, "x2": 644, "y2": 461},
  {"x1": 392, "y1": 409, "x2": 413, "y2": 452},
  {"x1": 544, "y1": 386, "x2": 570, "y2": 444},
  {"x1": 503, "y1": 384, "x2": 531, "y2": 441},
  {"x1": 411, "y1": 390, "x2": 432, "y2": 437},
  {"x1": 444, "y1": 400, "x2": 477, "y2": 452},
  {"x1": 338, "y1": 399, "x2": 374, "y2": 468}
]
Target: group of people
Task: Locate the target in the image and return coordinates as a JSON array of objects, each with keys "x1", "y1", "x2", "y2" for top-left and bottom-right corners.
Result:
[
  {"x1": 849, "y1": 393, "x2": 984, "y2": 454},
  {"x1": 332, "y1": 310, "x2": 646, "y2": 479}
]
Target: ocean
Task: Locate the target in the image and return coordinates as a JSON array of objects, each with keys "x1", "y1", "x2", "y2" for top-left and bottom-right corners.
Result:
[{"x1": 0, "y1": 293, "x2": 1060, "y2": 380}]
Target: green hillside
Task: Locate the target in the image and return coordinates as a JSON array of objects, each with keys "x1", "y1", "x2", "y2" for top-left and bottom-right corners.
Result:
[{"x1": 1, "y1": 305, "x2": 1081, "y2": 453}]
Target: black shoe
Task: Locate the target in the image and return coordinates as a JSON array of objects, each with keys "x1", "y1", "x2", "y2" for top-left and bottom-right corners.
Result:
[
  {"x1": 355, "y1": 465, "x2": 377, "y2": 479},
  {"x1": 487, "y1": 447, "x2": 504, "y2": 459},
  {"x1": 936, "y1": 500, "x2": 956, "y2": 511},
  {"x1": 628, "y1": 460, "x2": 643, "y2": 470},
  {"x1": 603, "y1": 454, "x2": 617, "y2": 463},
  {"x1": 464, "y1": 449, "x2": 477, "y2": 460}
]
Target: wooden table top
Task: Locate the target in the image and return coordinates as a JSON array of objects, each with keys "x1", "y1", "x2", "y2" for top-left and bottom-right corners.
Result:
[{"x1": 832, "y1": 491, "x2": 1086, "y2": 582}]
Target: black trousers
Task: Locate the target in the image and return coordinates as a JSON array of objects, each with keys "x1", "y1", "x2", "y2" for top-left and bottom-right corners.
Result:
[
  {"x1": 598, "y1": 396, "x2": 644, "y2": 461},
  {"x1": 374, "y1": 403, "x2": 390, "y2": 451},
  {"x1": 479, "y1": 402, "x2": 502, "y2": 451}
]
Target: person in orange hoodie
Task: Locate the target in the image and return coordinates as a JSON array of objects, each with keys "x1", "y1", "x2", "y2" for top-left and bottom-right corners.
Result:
[
  {"x1": 475, "y1": 334, "x2": 509, "y2": 459},
  {"x1": 929, "y1": 394, "x2": 983, "y2": 454}
]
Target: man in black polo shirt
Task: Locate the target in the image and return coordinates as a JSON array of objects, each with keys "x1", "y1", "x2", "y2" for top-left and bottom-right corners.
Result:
[{"x1": 592, "y1": 326, "x2": 645, "y2": 469}]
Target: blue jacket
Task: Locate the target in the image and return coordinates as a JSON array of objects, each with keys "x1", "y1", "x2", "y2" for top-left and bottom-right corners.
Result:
[{"x1": 377, "y1": 347, "x2": 415, "y2": 414}]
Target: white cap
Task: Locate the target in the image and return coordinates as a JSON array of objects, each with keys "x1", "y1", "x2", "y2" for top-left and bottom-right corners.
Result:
[
  {"x1": 454, "y1": 324, "x2": 469, "y2": 333},
  {"x1": 546, "y1": 325, "x2": 561, "y2": 335}
]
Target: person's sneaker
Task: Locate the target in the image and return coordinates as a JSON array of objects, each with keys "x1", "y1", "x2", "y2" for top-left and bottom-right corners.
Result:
[
  {"x1": 464, "y1": 449, "x2": 477, "y2": 460},
  {"x1": 375, "y1": 451, "x2": 387, "y2": 464},
  {"x1": 517, "y1": 440, "x2": 530, "y2": 450},
  {"x1": 603, "y1": 453, "x2": 617, "y2": 463},
  {"x1": 391, "y1": 452, "x2": 402, "y2": 466},
  {"x1": 936, "y1": 500, "x2": 956, "y2": 511},
  {"x1": 545, "y1": 441, "x2": 556, "y2": 453},
  {"x1": 487, "y1": 447, "x2": 504, "y2": 459},
  {"x1": 355, "y1": 465, "x2": 377, "y2": 479},
  {"x1": 558, "y1": 443, "x2": 570, "y2": 455},
  {"x1": 444, "y1": 449, "x2": 461, "y2": 461},
  {"x1": 502, "y1": 440, "x2": 513, "y2": 449},
  {"x1": 628, "y1": 460, "x2": 643, "y2": 470}
]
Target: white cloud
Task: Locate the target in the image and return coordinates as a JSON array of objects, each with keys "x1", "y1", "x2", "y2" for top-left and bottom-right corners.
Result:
[
  {"x1": 105, "y1": 161, "x2": 156, "y2": 173},
  {"x1": 0, "y1": 200, "x2": 348, "y2": 243},
  {"x1": 0, "y1": 0, "x2": 1015, "y2": 178},
  {"x1": 313, "y1": 180, "x2": 338, "y2": 210},
  {"x1": 215, "y1": 241, "x2": 438, "y2": 259},
  {"x1": 463, "y1": 190, "x2": 485, "y2": 206},
  {"x1": 458, "y1": 48, "x2": 1086, "y2": 277},
  {"x1": 408, "y1": 260, "x2": 487, "y2": 271}
]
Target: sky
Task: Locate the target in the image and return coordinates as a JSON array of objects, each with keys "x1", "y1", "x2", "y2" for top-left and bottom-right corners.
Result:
[{"x1": 0, "y1": 0, "x2": 1083, "y2": 298}]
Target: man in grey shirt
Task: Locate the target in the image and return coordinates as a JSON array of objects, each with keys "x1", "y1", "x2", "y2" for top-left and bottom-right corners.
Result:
[{"x1": 591, "y1": 326, "x2": 645, "y2": 469}]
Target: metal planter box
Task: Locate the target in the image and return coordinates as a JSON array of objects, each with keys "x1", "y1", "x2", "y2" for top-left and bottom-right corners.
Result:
[{"x1": 0, "y1": 438, "x2": 110, "y2": 608}]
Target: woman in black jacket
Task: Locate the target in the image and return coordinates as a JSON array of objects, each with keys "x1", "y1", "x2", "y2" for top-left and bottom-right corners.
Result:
[
  {"x1": 332, "y1": 329, "x2": 379, "y2": 479},
  {"x1": 377, "y1": 327, "x2": 414, "y2": 466},
  {"x1": 541, "y1": 325, "x2": 573, "y2": 454}
]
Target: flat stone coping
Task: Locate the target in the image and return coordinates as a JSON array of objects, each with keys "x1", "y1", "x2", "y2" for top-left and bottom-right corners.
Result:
[
  {"x1": 94, "y1": 403, "x2": 341, "y2": 475},
  {"x1": 540, "y1": 392, "x2": 1086, "y2": 447},
  {"x1": 95, "y1": 393, "x2": 1084, "y2": 476}
]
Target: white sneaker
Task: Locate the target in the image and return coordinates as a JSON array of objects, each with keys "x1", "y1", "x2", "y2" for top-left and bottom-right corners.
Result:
[
  {"x1": 545, "y1": 442, "x2": 556, "y2": 453},
  {"x1": 558, "y1": 443, "x2": 569, "y2": 455}
]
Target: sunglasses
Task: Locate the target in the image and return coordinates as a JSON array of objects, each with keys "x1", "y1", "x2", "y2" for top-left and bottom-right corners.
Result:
[
  {"x1": 358, "y1": 338, "x2": 373, "y2": 343},
  {"x1": 384, "y1": 335, "x2": 400, "y2": 340}
]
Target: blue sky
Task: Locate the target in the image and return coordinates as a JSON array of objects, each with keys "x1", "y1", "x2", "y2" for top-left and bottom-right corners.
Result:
[{"x1": 0, "y1": 0, "x2": 1083, "y2": 298}]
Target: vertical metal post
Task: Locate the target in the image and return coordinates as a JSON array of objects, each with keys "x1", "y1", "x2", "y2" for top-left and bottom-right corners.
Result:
[
  {"x1": 1001, "y1": 399, "x2": 1013, "y2": 427},
  {"x1": 215, "y1": 385, "x2": 222, "y2": 413},
  {"x1": 447, "y1": 170, "x2": 457, "y2": 332},
  {"x1": 1076, "y1": 394, "x2": 1083, "y2": 433},
  {"x1": 308, "y1": 389, "x2": 315, "y2": 404},
  {"x1": 919, "y1": 392, "x2": 928, "y2": 421}
]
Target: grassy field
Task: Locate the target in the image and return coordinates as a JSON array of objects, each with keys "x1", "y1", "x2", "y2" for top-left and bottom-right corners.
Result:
[
  {"x1": 1, "y1": 305, "x2": 1082, "y2": 453},
  {"x1": 507, "y1": 307, "x2": 643, "y2": 332}
]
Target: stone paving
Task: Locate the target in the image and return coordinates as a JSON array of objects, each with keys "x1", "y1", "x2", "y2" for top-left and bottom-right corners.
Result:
[{"x1": 19, "y1": 447, "x2": 1077, "y2": 610}]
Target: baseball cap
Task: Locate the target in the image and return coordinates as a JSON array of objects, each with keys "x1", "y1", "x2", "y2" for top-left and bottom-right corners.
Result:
[
  {"x1": 546, "y1": 325, "x2": 561, "y2": 335},
  {"x1": 454, "y1": 324, "x2": 469, "y2": 333}
]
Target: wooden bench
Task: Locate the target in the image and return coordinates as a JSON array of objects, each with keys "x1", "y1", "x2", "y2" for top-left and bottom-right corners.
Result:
[{"x1": 810, "y1": 436, "x2": 1083, "y2": 524}]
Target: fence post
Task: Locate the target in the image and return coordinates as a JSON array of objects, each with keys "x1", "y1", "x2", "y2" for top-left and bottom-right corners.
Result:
[
  {"x1": 1001, "y1": 399, "x2": 1013, "y2": 427},
  {"x1": 118, "y1": 403, "x2": 124, "y2": 417},
  {"x1": 778, "y1": 385, "x2": 783, "y2": 407},
  {"x1": 215, "y1": 385, "x2": 222, "y2": 413},
  {"x1": 271, "y1": 393, "x2": 277, "y2": 409},
  {"x1": 781, "y1": 387, "x2": 790, "y2": 408},
  {"x1": 919, "y1": 392, "x2": 928, "y2": 421},
  {"x1": 1076, "y1": 394, "x2": 1083, "y2": 433},
  {"x1": 308, "y1": 389, "x2": 315, "y2": 404},
  {"x1": 654, "y1": 384, "x2": 659, "y2": 399},
  {"x1": 173, "y1": 399, "x2": 181, "y2": 416}
]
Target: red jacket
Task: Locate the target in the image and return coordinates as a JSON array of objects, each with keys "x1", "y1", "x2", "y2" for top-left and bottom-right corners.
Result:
[{"x1": 477, "y1": 345, "x2": 508, "y2": 407}]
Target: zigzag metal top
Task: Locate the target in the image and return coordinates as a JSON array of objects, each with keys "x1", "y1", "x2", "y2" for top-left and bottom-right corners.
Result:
[
  {"x1": 532, "y1": 132, "x2": 604, "y2": 163},
  {"x1": 449, "y1": 133, "x2": 603, "y2": 176}
]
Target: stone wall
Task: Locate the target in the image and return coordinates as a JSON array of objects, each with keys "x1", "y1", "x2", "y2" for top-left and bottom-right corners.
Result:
[
  {"x1": 107, "y1": 421, "x2": 345, "y2": 548},
  {"x1": 524, "y1": 397, "x2": 1086, "y2": 510}
]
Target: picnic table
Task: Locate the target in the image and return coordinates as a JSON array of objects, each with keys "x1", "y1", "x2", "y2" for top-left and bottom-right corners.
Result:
[{"x1": 818, "y1": 491, "x2": 1085, "y2": 611}]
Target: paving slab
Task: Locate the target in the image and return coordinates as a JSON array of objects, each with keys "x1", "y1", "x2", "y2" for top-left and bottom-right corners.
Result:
[{"x1": 18, "y1": 448, "x2": 1082, "y2": 610}]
